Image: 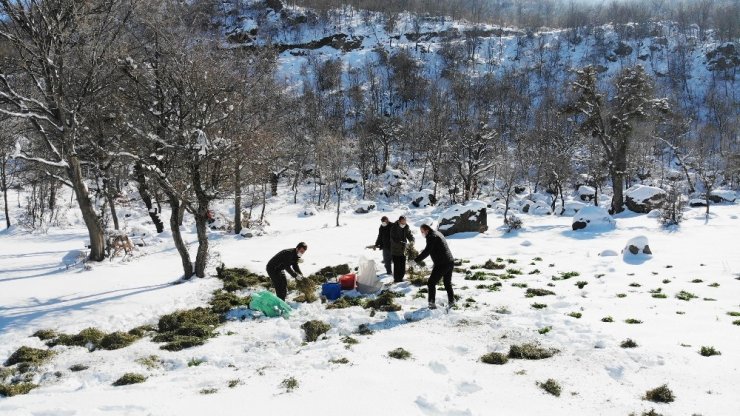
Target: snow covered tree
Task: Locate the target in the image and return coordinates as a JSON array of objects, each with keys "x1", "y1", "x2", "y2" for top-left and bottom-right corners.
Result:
[
  {"x1": 0, "y1": 0, "x2": 134, "y2": 261},
  {"x1": 569, "y1": 65, "x2": 669, "y2": 214},
  {"x1": 453, "y1": 122, "x2": 498, "y2": 202}
]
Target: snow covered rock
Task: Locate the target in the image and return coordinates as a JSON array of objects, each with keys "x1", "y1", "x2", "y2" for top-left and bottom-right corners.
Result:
[
  {"x1": 437, "y1": 200, "x2": 488, "y2": 237},
  {"x1": 689, "y1": 198, "x2": 708, "y2": 207},
  {"x1": 298, "y1": 206, "x2": 318, "y2": 217},
  {"x1": 354, "y1": 201, "x2": 376, "y2": 214},
  {"x1": 647, "y1": 209, "x2": 662, "y2": 218},
  {"x1": 625, "y1": 185, "x2": 666, "y2": 213},
  {"x1": 521, "y1": 200, "x2": 552, "y2": 215},
  {"x1": 562, "y1": 200, "x2": 587, "y2": 216},
  {"x1": 409, "y1": 189, "x2": 437, "y2": 208},
  {"x1": 380, "y1": 169, "x2": 406, "y2": 187},
  {"x1": 709, "y1": 190, "x2": 736, "y2": 203},
  {"x1": 599, "y1": 249, "x2": 618, "y2": 257},
  {"x1": 572, "y1": 206, "x2": 615, "y2": 231},
  {"x1": 577, "y1": 185, "x2": 596, "y2": 202},
  {"x1": 623, "y1": 236, "x2": 652, "y2": 255}
]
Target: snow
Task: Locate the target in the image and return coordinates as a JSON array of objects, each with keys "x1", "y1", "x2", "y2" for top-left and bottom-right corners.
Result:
[
  {"x1": 439, "y1": 200, "x2": 488, "y2": 221},
  {"x1": 2, "y1": 189, "x2": 739, "y2": 415},
  {"x1": 710, "y1": 189, "x2": 736, "y2": 202},
  {"x1": 625, "y1": 185, "x2": 666, "y2": 201},
  {"x1": 572, "y1": 205, "x2": 616, "y2": 231}
]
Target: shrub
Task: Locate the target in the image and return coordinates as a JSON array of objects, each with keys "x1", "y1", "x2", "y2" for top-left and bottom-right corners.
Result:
[
  {"x1": 4, "y1": 346, "x2": 55, "y2": 366},
  {"x1": 301, "y1": 320, "x2": 331, "y2": 342},
  {"x1": 329, "y1": 357, "x2": 350, "y2": 364},
  {"x1": 31, "y1": 329, "x2": 57, "y2": 341},
  {"x1": 644, "y1": 384, "x2": 674, "y2": 403},
  {"x1": 0, "y1": 383, "x2": 38, "y2": 397},
  {"x1": 100, "y1": 331, "x2": 140, "y2": 350},
  {"x1": 215, "y1": 267, "x2": 270, "y2": 292},
  {"x1": 135, "y1": 355, "x2": 162, "y2": 370},
  {"x1": 537, "y1": 379, "x2": 561, "y2": 397},
  {"x1": 508, "y1": 343, "x2": 557, "y2": 360},
  {"x1": 480, "y1": 352, "x2": 508, "y2": 365},
  {"x1": 388, "y1": 348, "x2": 412, "y2": 360},
  {"x1": 326, "y1": 296, "x2": 364, "y2": 309},
  {"x1": 505, "y1": 215, "x2": 522, "y2": 232},
  {"x1": 364, "y1": 291, "x2": 401, "y2": 312},
  {"x1": 153, "y1": 307, "x2": 220, "y2": 351},
  {"x1": 483, "y1": 259, "x2": 506, "y2": 270},
  {"x1": 281, "y1": 377, "x2": 299, "y2": 392},
  {"x1": 620, "y1": 339, "x2": 638, "y2": 348},
  {"x1": 699, "y1": 346, "x2": 721, "y2": 357},
  {"x1": 734, "y1": 320, "x2": 740, "y2": 326},
  {"x1": 112, "y1": 373, "x2": 147, "y2": 386},
  {"x1": 676, "y1": 291, "x2": 697, "y2": 301},
  {"x1": 228, "y1": 379, "x2": 240, "y2": 388},
  {"x1": 188, "y1": 358, "x2": 206, "y2": 367},
  {"x1": 209, "y1": 290, "x2": 251, "y2": 314},
  {"x1": 652, "y1": 293, "x2": 667, "y2": 299},
  {"x1": 526, "y1": 288, "x2": 555, "y2": 297},
  {"x1": 341, "y1": 336, "x2": 359, "y2": 345}
]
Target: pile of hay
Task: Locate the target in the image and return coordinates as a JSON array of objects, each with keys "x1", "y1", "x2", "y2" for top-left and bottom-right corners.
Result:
[{"x1": 364, "y1": 291, "x2": 402, "y2": 312}]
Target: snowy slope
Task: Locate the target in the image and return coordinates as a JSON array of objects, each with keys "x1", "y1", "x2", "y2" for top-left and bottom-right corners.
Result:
[{"x1": 1, "y1": 189, "x2": 739, "y2": 415}]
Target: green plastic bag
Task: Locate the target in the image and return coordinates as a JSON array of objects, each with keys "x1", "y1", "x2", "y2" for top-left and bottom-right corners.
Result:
[{"x1": 250, "y1": 291, "x2": 292, "y2": 318}]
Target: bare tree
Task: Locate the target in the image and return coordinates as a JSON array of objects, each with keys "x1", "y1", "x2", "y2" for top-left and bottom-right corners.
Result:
[{"x1": 0, "y1": 0, "x2": 133, "y2": 260}]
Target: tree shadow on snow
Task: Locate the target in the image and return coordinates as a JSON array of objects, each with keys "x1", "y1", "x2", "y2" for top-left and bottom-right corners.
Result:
[{"x1": 0, "y1": 283, "x2": 172, "y2": 332}]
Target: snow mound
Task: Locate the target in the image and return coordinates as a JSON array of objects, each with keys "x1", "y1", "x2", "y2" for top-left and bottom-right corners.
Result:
[
  {"x1": 572, "y1": 206, "x2": 615, "y2": 231},
  {"x1": 577, "y1": 185, "x2": 596, "y2": 201},
  {"x1": 380, "y1": 169, "x2": 406, "y2": 187},
  {"x1": 625, "y1": 185, "x2": 666, "y2": 213},
  {"x1": 354, "y1": 201, "x2": 376, "y2": 214},
  {"x1": 599, "y1": 249, "x2": 618, "y2": 257},
  {"x1": 562, "y1": 200, "x2": 587, "y2": 216},
  {"x1": 408, "y1": 189, "x2": 436, "y2": 208},
  {"x1": 623, "y1": 236, "x2": 652, "y2": 255},
  {"x1": 298, "y1": 206, "x2": 318, "y2": 217}
]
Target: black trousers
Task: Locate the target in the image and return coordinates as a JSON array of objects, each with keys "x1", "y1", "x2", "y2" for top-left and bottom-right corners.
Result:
[
  {"x1": 267, "y1": 268, "x2": 288, "y2": 301},
  {"x1": 392, "y1": 255, "x2": 406, "y2": 282},
  {"x1": 427, "y1": 263, "x2": 454, "y2": 304}
]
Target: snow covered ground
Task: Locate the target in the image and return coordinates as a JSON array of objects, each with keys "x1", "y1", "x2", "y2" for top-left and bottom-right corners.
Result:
[{"x1": 1, "y1": 195, "x2": 739, "y2": 415}]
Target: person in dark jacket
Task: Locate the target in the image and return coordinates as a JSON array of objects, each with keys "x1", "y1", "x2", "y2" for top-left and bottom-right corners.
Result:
[
  {"x1": 414, "y1": 224, "x2": 454, "y2": 309},
  {"x1": 266, "y1": 242, "x2": 307, "y2": 301},
  {"x1": 374, "y1": 216, "x2": 393, "y2": 275},
  {"x1": 390, "y1": 216, "x2": 414, "y2": 282}
]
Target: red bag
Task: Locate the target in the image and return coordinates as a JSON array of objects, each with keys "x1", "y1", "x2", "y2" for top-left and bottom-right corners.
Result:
[{"x1": 338, "y1": 273, "x2": 356, "y2": 290}]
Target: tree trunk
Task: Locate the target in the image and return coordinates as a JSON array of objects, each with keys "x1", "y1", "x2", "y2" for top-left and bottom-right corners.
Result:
[
  {"x1": 234, "y1": 163, "x2": 242, "y2": 235},
  {"x1": 611, "y1": 170, "x2": 625, "y2": 214},
  {"x1": 107, "y1": 191, "x2": 119, "y2": 231},
  {"x1": 134, "y1": 162, "x2": 164, "y2": 233},
  {"x1": 168, "y1": 193, "x2": 193, "y2": 278},
  {"x1": 177, "y1": 204, "x2": 186, "y2": 226},
  {"x1": 335, "y1": 183, "x2": 341, "y2": 227},
  {"x1": 1, "y1": 158, "x2": 10, "y2": 228},
  {"x1": 194, "y1": 203, "x2": 209, "y2": 278},
  {"x1": 270, "y1": 172, "x2": 279, "y2": 197},
  {"x1": 259, "y1": 182, "x2": 267, "y2": 221},
  {"x1": 67, "y1": 155, "x2": 106, "y2": 261}
]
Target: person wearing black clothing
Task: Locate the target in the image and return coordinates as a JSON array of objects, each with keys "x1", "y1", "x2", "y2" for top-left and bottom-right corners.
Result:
[
  {"x1": 390, "y1": 216, "x2": 414, "y2": 282},
  {"x1": 414, "y1": 224, "x2": 455, "y2": 309},
  {"x1": 266, "y1": 242, "x2": 308, "y2": 301},
  {"x1": 374, "y1": 216, "x2": 393, "y2": 275}
]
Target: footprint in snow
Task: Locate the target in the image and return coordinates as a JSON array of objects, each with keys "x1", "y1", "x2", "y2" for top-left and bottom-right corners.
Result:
[
  {"x1": 456, "y1": 380, "x2": 482, "y2": 396},
  {"x1": 428, "y1": 360, "x2": 448, "y2": 375},
  {"x1": 415, "y1": 396, "x2": 473, "y2": 416}
]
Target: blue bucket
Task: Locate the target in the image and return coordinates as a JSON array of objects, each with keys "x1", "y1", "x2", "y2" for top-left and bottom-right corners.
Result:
[{"x1": 321, "y1": 282, "x2": 342, "y2": 301}]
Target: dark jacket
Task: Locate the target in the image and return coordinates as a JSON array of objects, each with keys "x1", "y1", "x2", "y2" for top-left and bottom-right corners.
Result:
[
  {"x1": 266, "y1": 248, "x2": 303, "y2": 277},
  {"x1": 415, "y1": 230, "x2": 454, "y2": 266},
  {"x1": 390, "y1": 221, "x2": 414, "y2": 256},
  {"x1": 375, "y1": 224, "x2": 391, "y2": 249}
]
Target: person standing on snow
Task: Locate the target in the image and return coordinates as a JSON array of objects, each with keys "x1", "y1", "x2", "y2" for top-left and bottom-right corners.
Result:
[
  {"x1": 390, "y1": 216, "x2": 414, "y2": 282},
  {"x1": 374, "y1": 216, "x2": 393, "y2": 275},
  {"x1": 414, "y1": 224, "x2": 455, "y2": 309},
  {"x1": 266, "y1": 242, "x2": 308, "y2": 301}
]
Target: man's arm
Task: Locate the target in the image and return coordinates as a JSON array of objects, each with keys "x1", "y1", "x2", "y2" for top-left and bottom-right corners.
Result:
[
  {"x1": 375, "y1": 227, "x2": 382, "y2": 247},
  {"x1": 415, "y1": 242, "x2": 431, "y2": 263}
]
